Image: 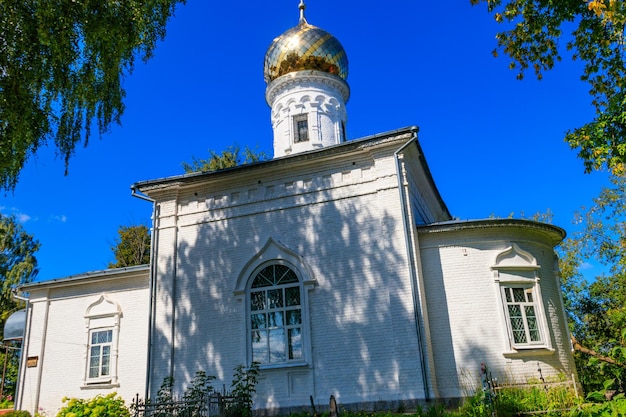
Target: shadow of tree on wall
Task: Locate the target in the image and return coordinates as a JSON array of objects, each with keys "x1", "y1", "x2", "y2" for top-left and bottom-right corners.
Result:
[
  {"x1": 146, "y1": 180, "x2": 433, "y2": 408},
  {"x1": 142, "y1": 172, "x2": 575, "y2": 409}
]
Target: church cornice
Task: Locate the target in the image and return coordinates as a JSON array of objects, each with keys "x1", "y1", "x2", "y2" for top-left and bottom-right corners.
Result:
[
  {"x1": 132, "y1": 126, "x2": 420, "y2": 194},
  {"x1": 417, "y1": 219, "x2": 565, "y2": 246},
  {"x1": 265, "y1": 70, "x2": 350, "y2": 105}
]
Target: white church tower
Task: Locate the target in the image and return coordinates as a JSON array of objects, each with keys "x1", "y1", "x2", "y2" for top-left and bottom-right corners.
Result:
[{"x1": 264, "y1": 1, "x2": 349, "y2": 157}]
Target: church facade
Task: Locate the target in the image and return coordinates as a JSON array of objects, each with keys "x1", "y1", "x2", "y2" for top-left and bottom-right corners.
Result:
[{"x1": 15, "y1": 3, "x2": 577, "y2": 415}]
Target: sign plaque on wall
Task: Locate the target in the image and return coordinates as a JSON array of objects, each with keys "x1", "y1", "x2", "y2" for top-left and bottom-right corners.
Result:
[{"x1": 26, "y1": 356, "x2": 38, "y2": 367}]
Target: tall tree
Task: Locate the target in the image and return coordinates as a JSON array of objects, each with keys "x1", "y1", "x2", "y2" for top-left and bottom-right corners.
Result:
[
  {"x1": 0, "y1": 214, "x2": 39, "y2": 398},
  {"x1": 0, "y1": 0, "x2": 185, "y2": 191},
  {"x1": 558, "y1": 175, "x2": 626, "y2": 392},
  {"x1": 182, "y1": 145, "x2": 269, "y2": 173},
  {"x1": 0, "y1": 214, "x2": 39, "y2": 321},
  {"x1": 470, "y1": 0, "x2": 626, "y2": 175},
  {"x1": 109, "y1": 224, "x2": 151, "y2": 268}
]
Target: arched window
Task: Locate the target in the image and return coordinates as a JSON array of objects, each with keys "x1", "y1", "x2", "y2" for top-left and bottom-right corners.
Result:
[{"x1": 250, "y1": 264, "x2": 303, "y2": 365}]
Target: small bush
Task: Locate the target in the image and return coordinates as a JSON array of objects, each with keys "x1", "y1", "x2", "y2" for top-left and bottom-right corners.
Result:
[
  {"x1": 57, "y1": 393, "x2": 130, "y2": 417},
  {"x1": 3, "y1": 411, "x2": 31, "y2": 417}
]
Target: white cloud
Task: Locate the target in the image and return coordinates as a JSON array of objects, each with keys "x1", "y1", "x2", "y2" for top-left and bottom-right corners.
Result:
[
  {"x1": 0, "y1": 207, "x2": 34, "y2": 223},
  {"x1": 15, "y1": 213, "x2": 31, "y2": 223},
  {"x1": 50, "y1": 214, "x2": 68, "y2": 223},
  {"x1": 580, "y1": 262, "x2": 593, "y2": 270}
]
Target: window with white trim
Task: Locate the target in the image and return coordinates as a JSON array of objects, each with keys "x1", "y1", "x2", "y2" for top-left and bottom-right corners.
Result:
[
  {"x1": 84, "y1": 294, "x2": 121, "y2": 385},
  {"x1": 250, "y1": 264, "x2": 303, "y2": 365},
  {"x1": 293, "y1": 114, "x2": 309, "y2": 143},
  {"x1": 492, "y1": 244, "x2": 552, "y2": 352},
  {"x1": 502, "y1": 286, "x2": 542, "y2": 346},
  {"x1": 88, "y1": 329, "x2": 113, "y2": 379}
]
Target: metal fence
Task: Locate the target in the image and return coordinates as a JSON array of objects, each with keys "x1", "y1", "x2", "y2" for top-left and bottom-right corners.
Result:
[
  {"x1": 493, "y1": 377, "x2": 579, "y2": 416},
  {"x1": 481, "y1": 363, "x2": 580, "y2": 416},
  {"x1": 131, "y1": 392, "x2": 246, "y2": 417}
]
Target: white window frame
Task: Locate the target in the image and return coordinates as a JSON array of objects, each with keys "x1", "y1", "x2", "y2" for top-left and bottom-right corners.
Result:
[
  {"x1": 83, "y1": 294, "x2": 121, "y2": 386},
  {"x1": 249, "y1": 264, "x2": 304, "y2": 366},
  {"x1": 234, "y1": 238, "x2": 316, "y2": 370},
  {"x1": 87, "y1": 328, "x2": 114, "y2": 379},
  {"x1": 501, "y1": 285, "x2": 543, "y2": 347},
  {"x1": 491, "y1": 244, "x2": 553, "y2": 354},
  {"x1": 293, "y1": 114, "x2": 309, "y2": 143}
]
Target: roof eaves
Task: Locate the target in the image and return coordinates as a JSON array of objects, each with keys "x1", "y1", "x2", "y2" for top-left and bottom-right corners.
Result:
[
  {"x1": 21, "y1": 264, "x2": 150, "y2": 291},
  {"x1": 131, "y1": 126, "x2": 420, "y2": 192}
]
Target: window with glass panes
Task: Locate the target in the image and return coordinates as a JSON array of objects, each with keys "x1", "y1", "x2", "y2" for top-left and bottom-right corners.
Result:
[
  {"x1": 503, "y1": 287, "x2": 542, "y2": 346},
  {"x1": 250, "y1": 264, "x2": 303, "y2": 364},
  {"x1": 88, "y1": 329, "x2": 113, "y2": 379},
  {"x1": 293, "y1": 115, "x2": 309, "y2": 143}
]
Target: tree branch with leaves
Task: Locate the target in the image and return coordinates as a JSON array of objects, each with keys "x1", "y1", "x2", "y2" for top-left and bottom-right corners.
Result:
[
  {"x1": 0, "y1": 0, "x2": 185, "y2": 191},
  {"x1": 471, "y1": 0, "x2": 626, "y2": 175}
]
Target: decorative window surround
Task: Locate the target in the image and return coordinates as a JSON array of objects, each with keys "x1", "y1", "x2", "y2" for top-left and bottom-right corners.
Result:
[
  {"x1": 491, "y1": 244, "x2": 553, "y2": 355},
  {"x1": 83, "y1": 294, "x2": 122, "y2": 387},
  {"x1": 235, "y1": 238, "x2": 316, "y2": 369}
]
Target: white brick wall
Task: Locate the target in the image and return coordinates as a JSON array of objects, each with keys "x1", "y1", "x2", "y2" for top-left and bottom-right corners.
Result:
[
  {"x1": 418, "y1": 222, "x2": 577, "y2": 399},
  {"x1": 148, "y1": 135, "x2": 434, "y2": 411},
  {"x1": 143, "y1": 132, "x2": 576, "y2": 411},
  {"x1": 18, "y1": 269, "x2": 149, "y2": 416}
]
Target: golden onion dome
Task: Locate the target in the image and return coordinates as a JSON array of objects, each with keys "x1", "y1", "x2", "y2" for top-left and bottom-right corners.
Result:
[{"x1": 264, "y1": 1, "x2": 348, "y2": 84}]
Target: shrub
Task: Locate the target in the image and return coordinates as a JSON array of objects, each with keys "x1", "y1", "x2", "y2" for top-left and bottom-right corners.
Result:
[
  {"x1": 57, "y1": 393, "x2": 130, "y2": 417},
  {"x1": 3, "y1": 411, "x2": 31, "y2": 417},
  {"x1": 226, "y1": 362, "x2": 260, "y2": 417}
]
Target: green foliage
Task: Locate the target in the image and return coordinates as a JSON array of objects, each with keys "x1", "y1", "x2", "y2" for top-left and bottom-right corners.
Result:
[
  {"x1": 182, "y1": 371, "x2": 215, "y2": 416},
  {"x1": 0, "y1": 0, "x2": 185, "y2": 191},
  {"x1": 108, "y1": 224, "x2": 150, "y2": 268},
  {"x1": 227, "y1": 362, "x2": 260, "y2": 417},
  {"x1": 0, "y1": 214, "x2": 39, "y2": 397},
  {"x1": 146, "y1": 365, "x2": 257, "y2": 417},
  {"x1": 571, "y1": 378, "x2": 626, "y2": 416},
  {"x1": 558, "y1": 175, "x2": 626, "y2": 393},
  {"x1": 0, "y1": 393, "x2": 14, "y2": 409},
  {"x1": 470, "y1": 0, "x2": 626, "y2": 175},
  {"x1": 57, "y1": 393, "x2": 130, "y2": 417},
  {"x1": 0, "y1": 214, "x2": 40, "y2": 315},
  {"x1": 3, "y1": 411, "x2": 31, "y2": 417},
  {"x1": 183, "y1": 370, "x2": 214, "y2": 402},
  {"x1": 181, "y1": 145, "x2": 269, "y2": 173}
]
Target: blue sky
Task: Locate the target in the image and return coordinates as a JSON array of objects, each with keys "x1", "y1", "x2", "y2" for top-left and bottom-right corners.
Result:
[{"x1": 1, "y1": 1, "x2": 610, "y2": 282}]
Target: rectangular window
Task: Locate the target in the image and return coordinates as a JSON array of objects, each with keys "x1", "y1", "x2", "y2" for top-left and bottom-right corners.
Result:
[
  {"x1": 502, "y1": 287, "x2": 543, "y2": 347},
  {"x1": 293, "y1": 115, "x2": 309, "y2": 143},
  {"x1": 88, "y1": 329, "x2": 113, "y2": 379}
]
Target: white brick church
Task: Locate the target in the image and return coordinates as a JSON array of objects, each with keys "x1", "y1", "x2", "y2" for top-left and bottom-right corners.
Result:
[{"x1": 13, "y1": 2, "x2": 577, "y2": 415}]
